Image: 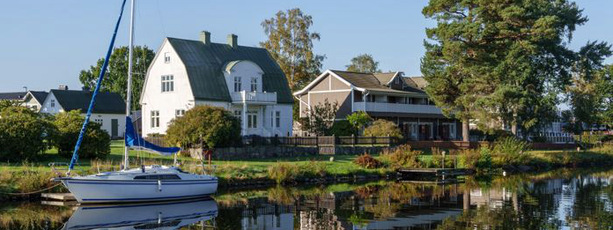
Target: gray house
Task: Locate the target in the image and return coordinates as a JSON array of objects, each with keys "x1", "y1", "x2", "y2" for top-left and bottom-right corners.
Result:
[{"x1": 294, "y1": 70, "x2": 461, "y2": 140}]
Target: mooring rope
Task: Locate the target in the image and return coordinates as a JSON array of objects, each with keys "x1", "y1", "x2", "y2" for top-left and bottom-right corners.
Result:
[{"x1": 3, "y1": 183, "x2": 62, "y2": 196}]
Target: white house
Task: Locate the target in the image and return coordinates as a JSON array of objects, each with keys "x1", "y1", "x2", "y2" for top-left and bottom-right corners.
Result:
[
  {"x1": 22, "y1": 90, "x2": 48, "y2": 112},
  {"x1": 140, "y1": 31, "x2": 293, "y2": 137},
  {"x1": 40, "y1": 88, "x2": 126, "y2": 139}
]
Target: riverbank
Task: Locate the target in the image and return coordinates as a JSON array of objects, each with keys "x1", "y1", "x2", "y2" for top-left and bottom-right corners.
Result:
[{"x1": 1, "y1": 141, "x2": 613, "y2": 200}]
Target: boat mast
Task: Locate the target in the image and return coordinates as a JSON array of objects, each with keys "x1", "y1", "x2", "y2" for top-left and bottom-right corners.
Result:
[{"x1": 124, "y1": 0, "x2": 135, "y2": 170}]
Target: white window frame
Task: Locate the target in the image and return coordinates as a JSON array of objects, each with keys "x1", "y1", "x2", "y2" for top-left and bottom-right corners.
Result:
[
  {"x1": 175, "y1": 109, "x2": 185, "y2": 117},
  {"x1": 247, "y1": 111, "x2": 257, "y2": 129},
  {"x1": 94, "y1": 118, "x2": 103, "y2": 125},
  {"x1": 164, "y1": 52, "x2": 171, "y2": 63},
  {"x1": 234, "y1": 76, "x2": 242, "y2": 92},
  {"x1": 275, "y1": 111, "x2": 281, "y2": 128},
  {"x1": 151, "y1": 110, "x2": 160, "y2": 128},
  {"x1": 161, "y1": 75, "x2": 174, "y2": 92},
  {"x1": 250, "y1": 77, "x2": 258, "y2": 92}
]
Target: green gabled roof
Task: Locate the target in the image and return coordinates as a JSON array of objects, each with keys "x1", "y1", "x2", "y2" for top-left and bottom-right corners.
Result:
[
  {"x1": 51, "y1": 89, "x2": 125, "y2": 114},
  {"x1": 166, "y1": 37, "x2": 293, "y2": 104}
]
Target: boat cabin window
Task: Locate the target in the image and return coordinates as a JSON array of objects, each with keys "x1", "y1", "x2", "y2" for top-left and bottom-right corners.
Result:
[{"x1": 134, "y1": 174, "x2": 181, "y2": 180}]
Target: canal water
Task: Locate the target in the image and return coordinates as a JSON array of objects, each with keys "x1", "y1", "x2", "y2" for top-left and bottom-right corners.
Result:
[{"x1": 1, "y1": 169, "x2": 611, "y2": 229}]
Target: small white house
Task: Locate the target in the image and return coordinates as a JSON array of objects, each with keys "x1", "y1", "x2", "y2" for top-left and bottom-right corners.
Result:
[
  {"x1": 22, "y1": 91, "x2": 48, "y2": 112},
  {"x1": 40, "y1": 89, "x2": 126, "y2": 138},
  {"x1": 141, "y1": 31, "x2": 293, "y2": 137}
]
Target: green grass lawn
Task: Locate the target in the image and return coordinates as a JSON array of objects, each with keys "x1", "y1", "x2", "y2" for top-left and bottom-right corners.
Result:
[{"x1": 0, "y1": 140, "x2": 390, "y2": 180}]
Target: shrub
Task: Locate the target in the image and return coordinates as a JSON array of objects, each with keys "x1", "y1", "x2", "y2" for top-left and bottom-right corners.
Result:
[
  {"x1": 166, "y1": 105, "x2": 241, "y2": 149},
  {"x1": 353, "y1": 154, "x2": 382, "y2": 169},
  {"x1": 458, "y1": 149, "x2": 480, "y2": 169},
  {"x1": 363, "y1": 119, "x2": 403, "y2": 138},
  {"x1": 431, "y1": 154, "x2": 455, "y2": 168},
  {"x1": 476, "y1": 147, "x2": 493, "y2": 169},
  {"x1": 52, "y1": 110, "x2": 110, "y2": 159},
  {"x1": 346, "y1": 111, "x2": 372, "y2": 134},
  {"x1": 300, "y1": 161, "x2": 328, "y2": 177},
  {"x1": 329, "y1": 120, "x2": 355, "y2": 136},
  {"x1": 492, "y1": 137, "x2": 529, "y2": 166},
  {"x1": 381, "y1": 144, "x2": 422, "y2": 169},
  {"x1": 0, "y1": 106, "x2": 53, "y2": 161},
  {"x1": 268, "y1": 162, "x2": 299, "y2": 184}
]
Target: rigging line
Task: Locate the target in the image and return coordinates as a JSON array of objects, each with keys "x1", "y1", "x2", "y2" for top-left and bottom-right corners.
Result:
[{"x1": 68, "y1": 0, "x2": 129, "y2": 172}]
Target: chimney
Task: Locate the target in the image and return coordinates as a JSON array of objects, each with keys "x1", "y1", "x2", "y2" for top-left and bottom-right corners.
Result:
[
  {"x1": 227, "y1": 34, "x2": 238, "y2": 48},
  {"x1": 58, "y1": 85, "x2": 69, "y2": 90},
  {"x1": 199, "y1": 31, "x2": 211, "y2": 45}
]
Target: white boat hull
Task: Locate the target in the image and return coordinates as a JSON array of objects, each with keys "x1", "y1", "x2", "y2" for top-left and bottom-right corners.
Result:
[{"x1": 61, "y1": 178, "x2": 217, "y2": 203}]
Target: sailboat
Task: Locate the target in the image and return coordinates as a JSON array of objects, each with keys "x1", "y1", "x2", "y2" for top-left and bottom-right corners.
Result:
[{"x1": 55, "y1": 0, "x2": 217, "y2": 203}]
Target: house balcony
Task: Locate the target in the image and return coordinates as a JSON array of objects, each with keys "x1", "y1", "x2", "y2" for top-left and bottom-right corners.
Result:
[
  {"x1": 353, "y1": 102, "x2": 442, "y2": 114},
  {"x1": 231, "y1": 91, "x2": 277, "y2": 104}
]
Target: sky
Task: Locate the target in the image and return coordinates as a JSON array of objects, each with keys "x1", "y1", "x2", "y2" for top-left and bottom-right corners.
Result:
[{"x1": 0, "y1": 0, "x2": 611, "y2": 92}]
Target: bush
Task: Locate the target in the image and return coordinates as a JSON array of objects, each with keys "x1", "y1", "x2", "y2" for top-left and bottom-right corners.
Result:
[
  {"x1": 381, "y1": 144, "x2": 422, "y2": 169},
  {"x1": 492, "y1": 137, "x2": 529, "y2": 166},
  {"x1": 346, "y1": 111, "x2": 372, "y2": 134},
  {"x1": 0, "y1": 106, "x2": 53, "y2": 161},
  {"x1": 300, "y1": 161, "x2": 328, "y2": 177},
  {"x1": 353, "y1": 154, "x2": 382, "y2": 169},
  {"x1": 53, "y1": 110, "x2": 110, "y2": 159},
  {"x1": 458, "y1": 149, "x2": 479, "y2": 169},
  {"x1": 166, "y1": 105, "x2": 241, "y2": 149},
  {"x1": 363, "y1": 119, "x2": 403, "y2": 138},
  {"x1": 476, "y1": 147, "x2": 493, "y2": 169},
  {"x1": 268, "y1": 162, "x2": 299, "y2": 184},
  {"x1": 329, "y1": 120, "x2": 355, "y2": 136}
]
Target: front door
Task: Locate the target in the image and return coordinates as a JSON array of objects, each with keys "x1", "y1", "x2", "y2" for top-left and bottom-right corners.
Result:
[{"x1": 111, "y1": 119, "x2": 118, "y2": 138}]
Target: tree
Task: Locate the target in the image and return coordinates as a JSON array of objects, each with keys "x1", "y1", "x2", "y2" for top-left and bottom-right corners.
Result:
[
  {"x1": 329, "y1": 120, "x2": 355, "y2": 136},
  {"x1": 346, "y1": 54, "x2": 380, "y2": 73},
  {"x1": 299, "y1": 99, "x2": 338, "y2": 136},
  {"x1": 363, "y1": 119, "x2": 402, "y2": 138},
  {"x1": 79, "y1": 46, "x2": 155, "y2": 111},
  {"x1": 166, "y1": 105, "x2": 241, "y2": 149},
  {"x1": 567, "y1": 41, "x2": 612, "y2": 131},
  {"x1": 53, "y1": 110, "x2": 110, "y2": 159},
  {"x1": 0, "y1": 106, "x2": 53, "y2": 161},
  {"x1": 346, "y1": 111, "x2": 372, "y2": 135},
  {"x1": 422, "y1": 0, "x2": 588, "y2": 140},
  {"x1": 261, "y1": 8, "x2": 325, "y2": 91}
]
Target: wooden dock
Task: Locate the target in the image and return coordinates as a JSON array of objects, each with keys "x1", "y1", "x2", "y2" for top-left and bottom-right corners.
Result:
[
  {"x1": 397, "y1": 168, "x2": 474, "y2": 178},
  {"x1": 41, "y1": 193, "x2": 76, "y2": 201}
]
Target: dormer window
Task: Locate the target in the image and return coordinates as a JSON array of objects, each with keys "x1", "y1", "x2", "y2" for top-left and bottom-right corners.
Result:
[
  {"x1": 234, "y1": 77, "x2": 242, "y2": 92},
  {"x1": 164, "y1": 52, "x2": 171, "y2": 63},
  {"x1": 250, "y1": 78, "x2": 258, "y2": 92}
]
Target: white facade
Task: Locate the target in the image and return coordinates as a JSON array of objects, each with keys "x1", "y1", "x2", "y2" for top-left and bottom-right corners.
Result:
[
  {"x1": 141, "y1": 39, "x2": 292, "y2": 137},
  {"x1": 22, "y1": 92, "x2": 43, "y2": 112},
  {"x1": 40, "y1": 92, "x2": 126, "y2": 138}
]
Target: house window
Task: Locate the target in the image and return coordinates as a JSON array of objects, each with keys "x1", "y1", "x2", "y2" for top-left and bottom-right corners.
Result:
[
  {"x1": 50, "y1": 99, "x2": 55, "y2": 107},
  {"x1": 94, "y1": 118, "x2": 103, "y2": 125},
  {"x1": 234, "y1": 77, "x2": 242, "y2": 92},
  {"x1": 175, "y1": 109, "x2": 185, "y2": 117},
  {"x1": 161, "y1": 75, "x2": 174, "y2": 92},
  {"x1": 247, "y1": 111, "x2": 257, "y2": 128},
  {"x1": 234, "y1": 110, "x2": 242, "y2": 126},
  {"x1": 164, "y1": 52, "x2": 171, "y2": 63},
  {"x1": 275, "y1": 111, "x2": 281, "y2": 128},
  {"x1": 151, "y1": 110, "x2": 160, "y2": 128},
  {"x1": 250, "y1": 78, "x2": 258, "y2": 92},
  {"x1": 31, "y1": 105, "x2": 37, "y2": 111}
]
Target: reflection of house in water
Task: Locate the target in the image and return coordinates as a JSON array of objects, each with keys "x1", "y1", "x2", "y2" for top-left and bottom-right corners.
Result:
[
  {"x1": 222, "y1": 183, "x2": 469, "y2": 230},
  {"x1": 470, "y1": 188, "x2": 513, "y2": 208}
]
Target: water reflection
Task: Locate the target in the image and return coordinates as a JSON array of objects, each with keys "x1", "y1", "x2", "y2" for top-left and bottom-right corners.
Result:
[
  {"x1": 63, "y1": 198, "x2": 217, "y2": 230},
  {"x1": 1, "y1": 169, "x2": 611, "y2": 229},
  {"x1": 213, "y1": 169, "x2": 613, "y2": 230}
]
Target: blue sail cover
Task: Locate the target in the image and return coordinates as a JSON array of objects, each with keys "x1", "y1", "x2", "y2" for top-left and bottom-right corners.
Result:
[{"x1": 125, "y1": 117, "x2": 181, "y2": 155}]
